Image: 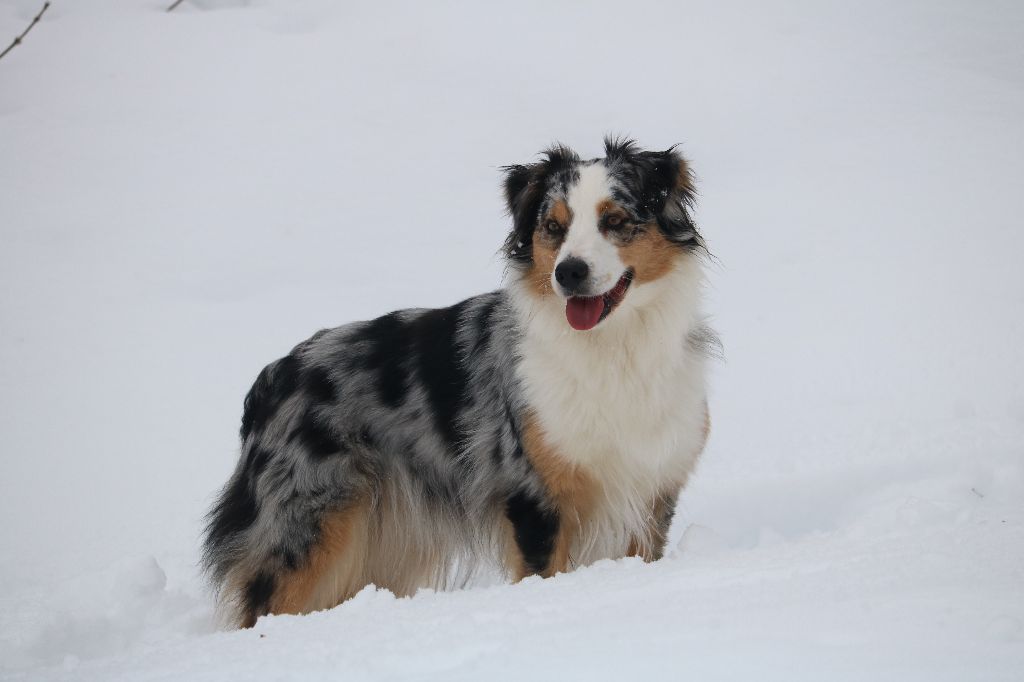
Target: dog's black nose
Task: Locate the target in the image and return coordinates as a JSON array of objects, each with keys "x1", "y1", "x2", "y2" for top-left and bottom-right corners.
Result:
[{"x1": 555, "y1": 257, "x2": 590, "y2": 294}]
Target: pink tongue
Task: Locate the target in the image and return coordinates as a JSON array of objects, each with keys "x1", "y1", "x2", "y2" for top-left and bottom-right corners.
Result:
[{"x1": 565, "y1": 296, "x2": 605, "y2": 331}]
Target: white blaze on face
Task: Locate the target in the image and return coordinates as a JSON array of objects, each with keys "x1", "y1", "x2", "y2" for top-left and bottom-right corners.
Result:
[{"x1": 554, "y1": 163, "x2": 627, "y2": 296}]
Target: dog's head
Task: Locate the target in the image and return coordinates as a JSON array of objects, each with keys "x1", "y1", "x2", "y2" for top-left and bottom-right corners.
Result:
[{"x1": 502, "y1": 137, "x2": 702, "y2": 331}]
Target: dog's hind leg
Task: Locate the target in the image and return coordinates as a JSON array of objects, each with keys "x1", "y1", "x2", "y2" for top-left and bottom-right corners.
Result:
[
  {"x1": 270, "y1": 498, "x2": 372, "y2": 616},
  {"x1": 228, "y1": 498, "x2": 371, "y2": 627}
]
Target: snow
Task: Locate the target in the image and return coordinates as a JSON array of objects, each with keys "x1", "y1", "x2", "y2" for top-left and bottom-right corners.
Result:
[{"x1": 1, "y1": 0, "x2": 1023, "y2": 679}]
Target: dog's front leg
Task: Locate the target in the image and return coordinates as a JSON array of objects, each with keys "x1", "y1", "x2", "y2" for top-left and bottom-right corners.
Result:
[
  {"x1": 505, "y1": 491, "x2": 572, "y2": 579},
  {"x1": 627, "y1": 489, "x2": 680, "y2": 562}
]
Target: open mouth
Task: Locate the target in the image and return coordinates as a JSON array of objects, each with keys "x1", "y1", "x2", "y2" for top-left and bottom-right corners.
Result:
[{"x1": 564, "y1": 269, "x2": 634, "y2": 331}]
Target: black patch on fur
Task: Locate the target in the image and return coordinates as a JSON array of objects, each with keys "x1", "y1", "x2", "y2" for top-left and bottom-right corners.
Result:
[
  {"x1": 349, "y1": 312, "x2": 411, "y2": 408},
  {"x1": 240, "y1": 354, "x2": 301, "y2": 441},
  {"x1": 243, "y1": 572, "x2": 276, "y2": 626},
  {"x1": 288, "y1": 411, "x2": 344, "y2": 460},
  {"x1": 506, "y1": 491, "x2": 560, "y2": 575},
  {"x1": 205, "y1": 469, "x2": 259, "y2": 553},
  {"x1": 303, "y1": 365, "x2": 338, "y2": 404},
  {"x1": 273, "y1": 546, "x2": 300, "y2": 571},
  {"x1": 409, "y1": 302, "x2": 470, "y2": 452}
]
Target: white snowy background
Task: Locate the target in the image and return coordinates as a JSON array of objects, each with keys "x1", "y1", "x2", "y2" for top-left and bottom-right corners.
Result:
[{"x1": 1, "y1": 1, "x2": 1023, "y2": 679}]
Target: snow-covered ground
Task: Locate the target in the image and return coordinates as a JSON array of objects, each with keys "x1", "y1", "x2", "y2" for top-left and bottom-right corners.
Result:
[{"x1": 2, "y1": 1, "x2": 1023, "y2": 679}]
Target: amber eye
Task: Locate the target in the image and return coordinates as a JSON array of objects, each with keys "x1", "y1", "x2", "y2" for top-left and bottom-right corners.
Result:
[
  {"x1": 603, "y1": 213, "x2": 633, "y2": 231},
  {"x1": 543, "y1": 219, "x2": 564, "y2": 235}
]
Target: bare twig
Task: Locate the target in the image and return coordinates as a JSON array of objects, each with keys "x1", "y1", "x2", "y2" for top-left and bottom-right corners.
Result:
[
  {"x1": 166, "y1": 0, "x2": 187, "y2": 12},
  {"x1": 0, "y1": 1, "x2": 50, "y2": 62}
]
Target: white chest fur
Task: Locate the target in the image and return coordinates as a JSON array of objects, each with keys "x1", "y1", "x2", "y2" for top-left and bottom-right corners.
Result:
[{"x1": 510, "y1": 262, "x2": 709, "y2": 560}]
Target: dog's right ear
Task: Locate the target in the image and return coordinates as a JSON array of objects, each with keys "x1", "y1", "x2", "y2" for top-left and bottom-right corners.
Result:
[
  {"x1": 501, "y1": 162, "x2": 546, "y2": 267},
  {"x1": 502, "y1": 164, "x2": 537, "y2": 216}
]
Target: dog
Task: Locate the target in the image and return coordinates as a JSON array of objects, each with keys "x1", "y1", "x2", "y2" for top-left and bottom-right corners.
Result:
[{"x1": 203, "y1": 137, "x2": 715, "y2": 628}]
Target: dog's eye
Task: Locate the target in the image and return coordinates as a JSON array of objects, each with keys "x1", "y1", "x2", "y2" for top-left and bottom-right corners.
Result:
[
  {"x1": 543, "y1": 219, "x2": 565, "y2": 236},
  {"x1": 602, "y1": 213, "x2": 632, "y2": 231}
]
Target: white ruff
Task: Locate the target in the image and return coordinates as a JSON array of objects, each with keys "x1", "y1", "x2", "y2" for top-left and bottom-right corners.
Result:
[{"x1": 509, "y1": 256, "x2": 709, "y2": 564}]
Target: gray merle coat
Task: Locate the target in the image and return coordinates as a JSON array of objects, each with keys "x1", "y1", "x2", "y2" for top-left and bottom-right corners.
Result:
[{"x1": 203, "y1": 138, "x2": 714, "y2": 628}]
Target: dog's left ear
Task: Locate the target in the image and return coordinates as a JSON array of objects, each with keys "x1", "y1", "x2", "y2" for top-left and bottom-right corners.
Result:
[
  {"x1": 640, "y1": 146, "x2": 701, "y2": 249},
  {"x1": 641, "y1": 146, "x2": 696, "y2": 208}
]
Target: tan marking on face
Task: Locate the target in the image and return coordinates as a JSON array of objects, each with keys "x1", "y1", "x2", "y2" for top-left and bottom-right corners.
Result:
[
  {"x1": 527, "y1": 238, "x2": 558, "y2": 298},
  {"x1": 595, "y1": 198, "x2": 618, "y2": 218},
  {"x1": 617, "y1": 223, "x2": 682, "y2": 284},
  {"x1": 598, "y1": 200, "x2": 631, "y2": 229},
  {"x1": 526, "y1": 199, "x2": 573, "y2": 299},
  {"x1": 549, "y1": 198, "x2": 572, "y2": 226},
  {"x1": 517, "y1": 411, "x2": 598, "y2": 578}
]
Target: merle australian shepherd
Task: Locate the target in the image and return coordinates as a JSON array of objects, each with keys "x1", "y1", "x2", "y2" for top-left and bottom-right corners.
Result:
[{"x1": 203, "y1": 137, "x2": 715, "y2": 627}]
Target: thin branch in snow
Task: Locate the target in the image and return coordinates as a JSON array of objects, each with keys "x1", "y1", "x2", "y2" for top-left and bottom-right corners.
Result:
[
  {"x1": 166, "y1": 0, "x2": 187, "y2": 12},
  {"x1": 0, "y1": 1, "x2": 50, "y2": 63}
]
